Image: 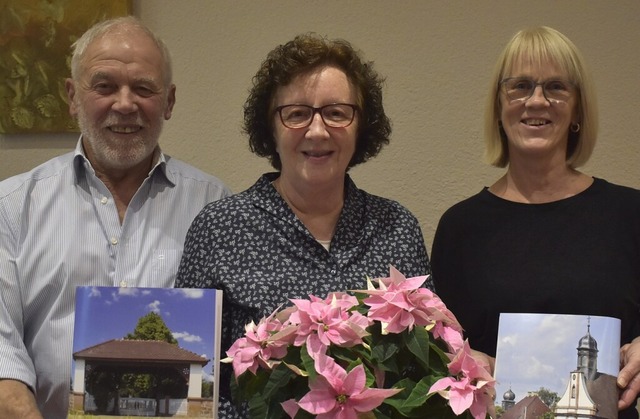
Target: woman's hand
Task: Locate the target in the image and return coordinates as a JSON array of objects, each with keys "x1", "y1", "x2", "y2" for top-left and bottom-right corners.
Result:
[
  {"x1": 470, "y1": 349, "x2": 496, "y2": 376},
  {"x1": 618, "y1": 337, "x2": 640, "y2": 410}
]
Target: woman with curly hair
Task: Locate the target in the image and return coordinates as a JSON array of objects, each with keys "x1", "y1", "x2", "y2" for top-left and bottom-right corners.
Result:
[{"x1": 175, "y1": 33, "x2": 431, "y2": 417}]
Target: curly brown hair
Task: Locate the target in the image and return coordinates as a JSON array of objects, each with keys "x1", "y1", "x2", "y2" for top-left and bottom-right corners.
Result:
[{"x1": 243, "y1": 33, "x2": 391, "y2": 170}]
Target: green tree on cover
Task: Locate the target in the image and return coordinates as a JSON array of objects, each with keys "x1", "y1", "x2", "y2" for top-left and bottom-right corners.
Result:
[
  {"x1": 536, "y1": 387, "x2": 560, "y2": 408},
  {"x1": 125, "y1": 311, "x2": 177, "y2": 344},
  {"x1": 120, "y1": 311, "x2": 185, "y2": 411}
]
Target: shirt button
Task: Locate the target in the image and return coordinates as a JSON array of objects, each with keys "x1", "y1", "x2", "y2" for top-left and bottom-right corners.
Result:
[
  {"x1": 331, "y1": 269, "x2": 337, "y2": 275},
  {"x1": 100, "y1": 197, "x2": 108, "y2": 205},
  {"x1": 110, "y1": 237, "x2": 118, "y2": 245},
  {"x1": 119, "y1": 280, "x2": 128, "y2": 287}
]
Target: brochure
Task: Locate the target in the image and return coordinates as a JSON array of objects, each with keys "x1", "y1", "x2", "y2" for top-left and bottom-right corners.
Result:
[
  {"x1": 70, "y1": 286, "x2": 222, "y2": 418},
  {"x1": 494, "y1": 313, "x2": 620, "y2": 419}
]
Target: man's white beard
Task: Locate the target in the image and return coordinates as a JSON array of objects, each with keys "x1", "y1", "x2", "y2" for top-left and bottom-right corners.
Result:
[{"x1": 76, "y1": 106, "x2": 162, "y2": 170}]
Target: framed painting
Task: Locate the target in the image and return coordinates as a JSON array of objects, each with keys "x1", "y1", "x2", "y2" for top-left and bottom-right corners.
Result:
[{"x1": 0, "y1": 0, "x2": 131, "y2": 134}]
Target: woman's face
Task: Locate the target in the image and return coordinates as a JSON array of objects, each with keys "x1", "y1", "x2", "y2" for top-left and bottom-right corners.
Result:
[
  {"x1": 499, "y1": 59, "x2": 578, "y2": 165},
  {"x1": 272, "y1": 66, "x2": 358, "y2": 191}
]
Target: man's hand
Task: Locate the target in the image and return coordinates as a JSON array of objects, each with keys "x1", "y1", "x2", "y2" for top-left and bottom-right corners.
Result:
[
  {"x1": 0, "y1": 379, "x2": 43, "y2": 419},
  {"x1": 618, "y1": 337, "x2": 640, "y2": 410}
]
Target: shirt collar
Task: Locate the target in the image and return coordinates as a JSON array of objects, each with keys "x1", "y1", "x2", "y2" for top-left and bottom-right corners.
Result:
[
  {"x1": 253, "y1": 172, "x2": 359, "y2": 214},
  {"x1": 71, "y1": 136, "x2": 174, "y2": 186}
]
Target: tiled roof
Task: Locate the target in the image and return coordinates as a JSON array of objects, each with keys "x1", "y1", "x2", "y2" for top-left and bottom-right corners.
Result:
[
  {"x1": 501, "y1": 395, "x2": 550, "y2": 419},
  {"x1": 73, "y1": 339, "x2": 209, "y2": 365},
  {"x1": 584, "y1": 373, "x2": 617, "y2": 418}
]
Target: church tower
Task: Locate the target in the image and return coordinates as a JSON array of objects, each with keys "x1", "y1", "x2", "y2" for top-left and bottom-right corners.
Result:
[
  {"x1": 576, "y1": 317, "x2": 598, "y2": 381},
  {"x1": 501, "y1": 386, "x2": 516, "y2": 411},
  {"x1": 554, "y1": 317, "x2": 599, "y2": 418}
]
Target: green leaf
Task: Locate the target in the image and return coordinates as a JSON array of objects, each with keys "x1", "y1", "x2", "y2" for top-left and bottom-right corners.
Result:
[
  {"x1": 372, "y1": 339, "x2": 400, "y2": 363},
  {"x1": 404, "y1": 327, "x2": 430, "y2": 371},
  {"x1": 247, "y1": 392, "x2": 269, "y2": 418},
  {"x1": 300, "y1": 345, "x2": 317, "y2": 382},
  {"x1": 381, "y1": 376, "x2": 461, "y2": 418},
  {"x1": 372, "y1": 409, "x2": 392, "y2": 419},
  {"x1": 331, "y1": 344, "x2": 365, "y2": 364},
  {"x1": 400, "y1": 376, "x2": 435, "y2": 410},
  {"x1": 428, "y1": 341, "x2": 452, "y2": 374},
  {"x1": 371, "y1": 336, "x2": 401, "y2": 377},
  {"x1": 262, "y1": 363, "x2": 295, "y2": 399},
  {"x1": 382, "y1": 378, "x2": 416, "y2": 410},
  {"x1": 233, "y1": 368, "x2": 270, "y2": 402},
  {"x1": 282, "y1": 345, "x2": 303, "y2": 364}
]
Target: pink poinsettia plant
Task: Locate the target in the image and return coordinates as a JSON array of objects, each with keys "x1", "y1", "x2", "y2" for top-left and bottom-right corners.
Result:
[{"x1": 224, "y1": 267, "x2": 496, "y2": 418}]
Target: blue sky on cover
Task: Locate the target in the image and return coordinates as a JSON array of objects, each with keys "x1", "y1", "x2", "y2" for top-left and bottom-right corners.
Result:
[
  {"x1": 72, "y1": 287, "x2": 220, "y2": 380},
  {"x1": 494, "y1": 313, "x2": 620, "y2": 405}
]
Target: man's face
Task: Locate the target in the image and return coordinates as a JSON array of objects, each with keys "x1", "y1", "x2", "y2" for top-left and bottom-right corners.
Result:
[{"x1": 66, "y1": 27, "x2": 176, "y2": 173}]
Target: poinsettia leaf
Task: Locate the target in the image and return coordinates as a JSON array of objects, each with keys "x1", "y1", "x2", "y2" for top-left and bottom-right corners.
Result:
[
  {"x1": 428, "y1": 340, "x2": 452, "y2": 373},
  {"x1": 371, "y1": 338, "x2": 400, "y2": 362},
  {"x1": 262, "y1": 363, "x2": 296, "y2": 399},
  {"x1": 404, "y1": 402, "x2": 461, "y2": 418},
  {"x1": 382, "y1": 377, "x2": 459, "y2": 418},
  {"x1": 247, "y1": 392, "x2": 269, "y2": 418},
  {"x1": 367, "y1": 327, "x2": 402, "y2": 376},
  {"x1": 330, "y1": 344, "x2": 364, "y2": 364},
  {"x1": 382, "y1": 378, "x2": 416, "y2": 410},
  {"x1": 371, "y1": 409, "x2": 392, "y2": 419},
  {"x1": 404, "y1": 326, "x2": 430, "y2": 371},
  {"x1": 375, "y1": 352, "x2": 399, "y2": 375},
  {"x1": 248, "y1": 393, "x2": 296, "y2": 419},
  {"x1": 282, "y1": 345, "x2": 303, "y2": 364},
  {"x1": 399, "y1": 376, "x2": 437, "y2": 409},
  {"x1": 299, "y1": 344, "x2": 317, "y2": 381},
  {"x1": 232, "y1": 368, "x2": 271, "y2": 402}
]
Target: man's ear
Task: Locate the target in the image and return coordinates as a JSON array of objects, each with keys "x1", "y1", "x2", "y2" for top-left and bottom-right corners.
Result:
[
  {"x1": 65, "y1": 78, "x2": 78, "y2": 117},
  {"x1": 164, "y1": 84, "x2": 176, "y2": 120}
]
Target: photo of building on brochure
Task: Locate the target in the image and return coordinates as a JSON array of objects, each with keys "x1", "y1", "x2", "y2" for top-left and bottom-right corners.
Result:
[
  {"x1": 70, "y1": 286, "x2": 222, "y2": 418},
  {"x1": 494, "y1": 313, "x2": 620, "y2": 419}
]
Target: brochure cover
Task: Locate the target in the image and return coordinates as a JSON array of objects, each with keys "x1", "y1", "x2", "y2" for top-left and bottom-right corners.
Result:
[
  {"x1": 70, "y1": 286, "x2": 222, "y2": 418},
  {"x1": 494, "y1": 313, "x2": 620, "y2": 419}
]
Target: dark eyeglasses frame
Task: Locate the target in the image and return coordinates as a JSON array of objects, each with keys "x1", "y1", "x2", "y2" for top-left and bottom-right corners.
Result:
[{"x1": 274, "y1": 103, "x2": 359, "y2": 129}]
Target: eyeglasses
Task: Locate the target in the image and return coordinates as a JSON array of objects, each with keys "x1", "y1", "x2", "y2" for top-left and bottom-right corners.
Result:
[
  {"x1": 275, "y1": 103, "x2": 358, "y2": 129},
  {"x1": 500, "y1": 77, "x2": 575, "y2": 104}
]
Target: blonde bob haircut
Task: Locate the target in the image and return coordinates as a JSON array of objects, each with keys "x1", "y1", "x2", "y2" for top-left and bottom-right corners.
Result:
[{"x1": 484, "y1": 26, "x2": 598, "y2": 168}]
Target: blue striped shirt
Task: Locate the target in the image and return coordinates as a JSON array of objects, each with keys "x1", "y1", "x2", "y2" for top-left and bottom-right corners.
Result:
[{"x1": 0, "y1": 139, "x2": 230, "y2": 418}]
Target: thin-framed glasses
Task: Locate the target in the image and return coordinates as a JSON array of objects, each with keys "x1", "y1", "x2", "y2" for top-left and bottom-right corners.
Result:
[
  {"x1": 275, "y1": 103, "x2": 358, "y2": 129},
  {"x1": 500, "y1": 77, "x2": 575, "y2": 104}
]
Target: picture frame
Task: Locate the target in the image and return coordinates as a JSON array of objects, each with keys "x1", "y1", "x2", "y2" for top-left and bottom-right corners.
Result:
[{"x1": 0, "y1": 0, "x2": 132, "y2": 134}]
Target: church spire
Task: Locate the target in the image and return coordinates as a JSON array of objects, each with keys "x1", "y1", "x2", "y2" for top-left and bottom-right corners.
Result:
[{"x1": 576, "y1": 316, "x2": 598, "y2": 380}]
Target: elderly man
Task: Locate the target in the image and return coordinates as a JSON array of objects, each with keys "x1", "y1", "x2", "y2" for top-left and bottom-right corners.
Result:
[{"x1": 0, "y1": 16, "x2": 230, "y2": 418}]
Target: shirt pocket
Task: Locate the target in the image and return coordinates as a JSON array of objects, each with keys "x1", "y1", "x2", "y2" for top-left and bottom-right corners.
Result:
[{"x1": 152, "y1": 248, "x2": 183, "y2": 274}]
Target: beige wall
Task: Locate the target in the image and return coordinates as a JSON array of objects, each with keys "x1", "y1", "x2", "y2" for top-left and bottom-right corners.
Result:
[{"x1": 1, "y1": 1, "x2": 639, "y2": 252}]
